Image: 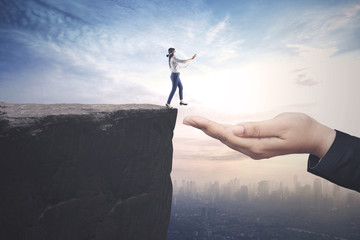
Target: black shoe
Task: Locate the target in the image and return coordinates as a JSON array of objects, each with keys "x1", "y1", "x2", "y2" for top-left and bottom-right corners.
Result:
[
  {"x1": 180, "y1": 102, "x2": 188, "y2": 106},
  {"x1": 166, "y1": 104, "x2": 173, "y2": 108}
]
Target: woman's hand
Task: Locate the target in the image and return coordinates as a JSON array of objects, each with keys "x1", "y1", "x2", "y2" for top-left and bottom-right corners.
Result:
[
  {"x1": 184, "y1": 54, "x2": 197, "y2": 63},
  {"x1": 183, "y1": 112, "x2": 336, "y2": 159}
]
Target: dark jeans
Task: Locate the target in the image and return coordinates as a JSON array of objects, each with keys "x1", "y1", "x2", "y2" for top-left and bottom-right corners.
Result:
[{"x1": 166, "y1": 72, "x2": 183, "y2": 104}]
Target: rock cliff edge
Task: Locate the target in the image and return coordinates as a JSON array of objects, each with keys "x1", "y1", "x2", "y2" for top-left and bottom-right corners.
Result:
[{"x1": 0, "y1": 103, "x2": 177, "y2": 240}]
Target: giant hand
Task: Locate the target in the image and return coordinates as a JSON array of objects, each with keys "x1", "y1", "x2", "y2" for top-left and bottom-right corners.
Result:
[{"x1": 183, "y1": 113, "x2": 336, "y2": 159}]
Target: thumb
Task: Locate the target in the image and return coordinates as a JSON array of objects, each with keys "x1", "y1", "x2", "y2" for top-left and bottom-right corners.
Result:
[{"x1": 233, "y1": 120, "x2": 280, "y2": 138}]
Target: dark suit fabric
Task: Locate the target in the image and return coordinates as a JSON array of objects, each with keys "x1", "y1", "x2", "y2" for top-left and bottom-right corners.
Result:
[{"x1": 308, "y1": 130, "x2": 360, "y2": 192}]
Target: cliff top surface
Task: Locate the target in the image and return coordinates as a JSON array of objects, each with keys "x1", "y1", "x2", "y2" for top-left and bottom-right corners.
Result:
[{"x1": 0, "y1": 102, "x2": 176, "y2": 128}]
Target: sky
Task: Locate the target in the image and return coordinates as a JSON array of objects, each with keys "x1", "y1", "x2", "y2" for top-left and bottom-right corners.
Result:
[{"x1": 1, "y1": 0, "x2": 360, "y2": 186}]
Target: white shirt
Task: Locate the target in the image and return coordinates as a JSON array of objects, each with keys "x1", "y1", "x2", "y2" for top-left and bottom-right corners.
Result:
[{"x1": 170, "y1": 56, "x2": 185, "y2": 73}]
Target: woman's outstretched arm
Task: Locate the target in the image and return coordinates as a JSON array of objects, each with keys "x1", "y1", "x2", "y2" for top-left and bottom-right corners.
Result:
[{"x1": 183, "y1": 54, "x2": 197, "y2": 63}]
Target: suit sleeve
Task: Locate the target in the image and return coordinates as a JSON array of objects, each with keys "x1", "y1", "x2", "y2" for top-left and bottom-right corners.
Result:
[{"x1": 308, "y1": 130, "x2": 360, "y2": 192}]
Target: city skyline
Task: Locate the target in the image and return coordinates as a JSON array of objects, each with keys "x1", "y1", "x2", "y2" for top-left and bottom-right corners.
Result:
[
  {"x1": 172, "y1": 174, "x2": 358, "y2": 199},
  {"x1": 168, "y1": 176, "x2": 360, "y2": 240}
]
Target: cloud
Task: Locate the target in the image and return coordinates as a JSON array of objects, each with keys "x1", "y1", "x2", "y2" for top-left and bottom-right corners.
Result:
[
  {"x1": 317, "y1": 3, "x2": 360, "y2": 36},
  {"x1": 295, "y1": 73, "x2": 319, "y2": 86},
  {"x1": 206, "y1": 15, "x2": 229, "y2": 45},
  {"x1": 3, "y1": 0, "x2": 242, "y2": 104},
  {"x1": 1, "y1": 0, "x2": 359, "y2": 106},
  {"x1": 34, "y1": 0, "x2": 88, "y2": 24},
  {"x1": 292, "y1": 68, "x2": 307, "y2": 73},
  {"x1": 260, "y1": 2, "x2": 360, "y2": 57},
  {"x1": 0, "y1": 0, "x2": 175, "y2": 103},
  {"x1": 298, "y1": 3, "x2": 360, "y2": 53},
  {"x1": 291, "y1": 67, "x2": 319, "y2": 86}
]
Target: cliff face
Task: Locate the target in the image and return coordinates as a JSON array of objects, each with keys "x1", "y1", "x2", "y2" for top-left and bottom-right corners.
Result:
[{"x1": 0, "y1": 103, "x2": 177, "y2": 240}]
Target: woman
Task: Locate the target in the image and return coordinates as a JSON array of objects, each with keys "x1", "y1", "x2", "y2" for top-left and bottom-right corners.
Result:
[{"x1": 166, "y1": 48, "x2": 197, "y2": 108}]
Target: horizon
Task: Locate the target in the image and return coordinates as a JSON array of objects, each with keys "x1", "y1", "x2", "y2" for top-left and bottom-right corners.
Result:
[{"x1": 1, "y1": 0, "x2": 360, "y2": 186}]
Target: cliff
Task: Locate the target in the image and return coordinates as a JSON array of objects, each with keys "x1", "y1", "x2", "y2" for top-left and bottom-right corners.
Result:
[{"x1": 0, "y1": 103, "x2": 177, "y2": 240}]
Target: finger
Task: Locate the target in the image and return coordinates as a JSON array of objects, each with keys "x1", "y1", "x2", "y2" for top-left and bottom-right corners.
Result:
[
  {"x1": 233, "y1": 119, "x2": 283, "y2": 138},
  {"x1": 183, "y1": 116, "x2": 227, "y2": 141},
  {"x1": 184, "y1": 116, "x2": 287, "y2": 159}
]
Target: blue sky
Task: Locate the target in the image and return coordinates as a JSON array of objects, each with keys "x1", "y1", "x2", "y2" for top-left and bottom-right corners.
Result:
[
  {"x1": 1, "y1": 0, "x2": 359, "y2": 104},
  {"x1": 1, "y1": 0, "x2": 360, "y2": 184}
]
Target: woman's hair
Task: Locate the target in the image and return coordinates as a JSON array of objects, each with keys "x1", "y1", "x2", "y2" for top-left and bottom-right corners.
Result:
[{"x1": 167, "y1": 48, "x2": 175, "y2": 68}]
